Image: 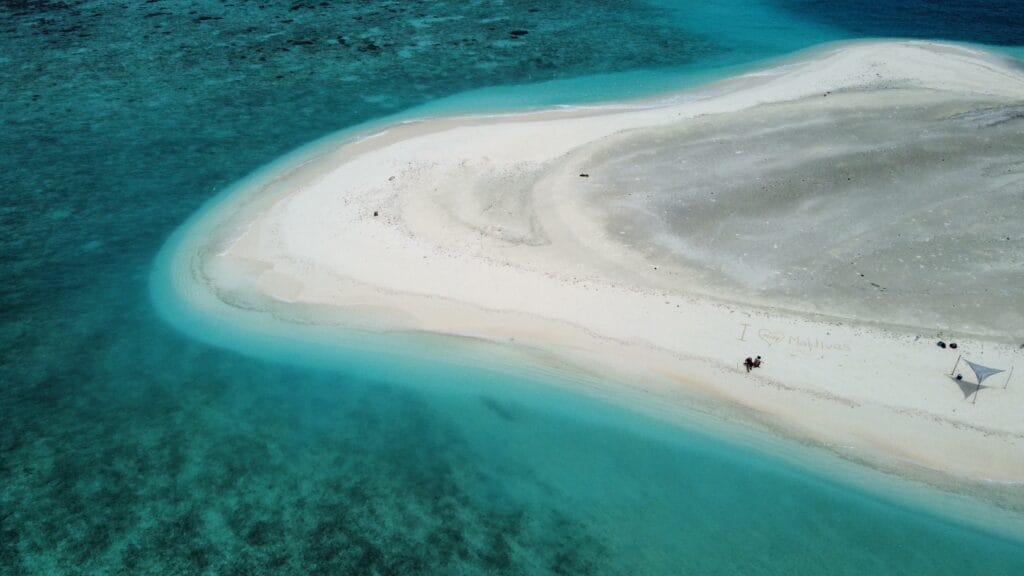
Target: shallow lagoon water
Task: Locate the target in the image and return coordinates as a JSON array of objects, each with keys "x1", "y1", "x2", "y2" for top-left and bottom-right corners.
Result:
[{"x1": 3, "y1": 0, "x2": 1024, "y2": 573}]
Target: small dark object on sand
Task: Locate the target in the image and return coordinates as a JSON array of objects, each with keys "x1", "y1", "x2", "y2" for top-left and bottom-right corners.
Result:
[
  {"x1": 743, "y1": 356, "x2": 762, "y2": 372},
  {"x1": 937, "y1": 341, "x2": 946, "y2": 349},
  {"x1": 579, "y1": 173, "x2": 589, "y2": 178},
  {"x1": 956, "y1": 373, "x2": 963, "y2": 380},
  {"x1": 373, "y1": 211, "x2": 378, "y2": 217},
  {"x1": 949, "y1": 343, "x2": 958, "y2": 349}
]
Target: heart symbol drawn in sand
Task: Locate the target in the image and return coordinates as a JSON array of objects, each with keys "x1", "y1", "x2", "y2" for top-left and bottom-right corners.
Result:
[{"x1": 758, "y1": 328, "x2": 785, "y2": 347}]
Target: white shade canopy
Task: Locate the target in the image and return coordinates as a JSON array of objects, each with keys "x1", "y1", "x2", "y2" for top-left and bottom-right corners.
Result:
[{"x1": 964, "y1": 360, "x2": 1005, "y2": 385}]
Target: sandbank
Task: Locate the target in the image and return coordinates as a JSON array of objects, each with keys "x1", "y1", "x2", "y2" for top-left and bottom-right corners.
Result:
[{"x1": 157, "y1": 41, "x2": 1024, "y2": 486}]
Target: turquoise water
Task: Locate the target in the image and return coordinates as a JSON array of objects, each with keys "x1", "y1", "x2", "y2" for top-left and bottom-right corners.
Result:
[{"x1": 3, "y1": 1, "x2": 1024, "y2": 573}]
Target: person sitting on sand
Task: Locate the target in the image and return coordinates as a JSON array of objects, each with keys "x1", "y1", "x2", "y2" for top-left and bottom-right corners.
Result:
[
  {"x1": 753, "y1": 356, "x2": 762, "y2": 368},
  {"x1": 744, "y1": 357, "x2": 754, "y2": 373}
]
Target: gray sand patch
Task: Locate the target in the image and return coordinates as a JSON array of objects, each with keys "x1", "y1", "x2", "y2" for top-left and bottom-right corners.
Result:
[{"x1": 584, "y1": 91, "x2": 1024, "y2": 336}]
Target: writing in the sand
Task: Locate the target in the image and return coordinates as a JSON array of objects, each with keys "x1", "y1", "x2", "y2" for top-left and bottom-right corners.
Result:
[{"x1": 737, "y1": 323, "x2": 851, "y2": 353}]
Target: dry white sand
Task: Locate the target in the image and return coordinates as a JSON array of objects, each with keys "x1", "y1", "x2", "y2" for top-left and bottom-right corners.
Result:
[{"x1": 165, "y1": 41, "x2": 1024, "y2": 483}]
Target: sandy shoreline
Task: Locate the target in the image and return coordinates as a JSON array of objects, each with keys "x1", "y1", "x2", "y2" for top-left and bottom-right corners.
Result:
[{"x1": 157, "y1": 41, "x2": 1024, "y2": 485}]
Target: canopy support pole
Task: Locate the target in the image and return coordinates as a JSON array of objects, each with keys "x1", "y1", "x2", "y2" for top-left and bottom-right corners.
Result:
[
  {"x1": 1006, "y1": 365, "x2": 1014, "y2": 390},
  {"x1": 972, "y1": 383, "x2": 981, "y2": 404},
  {"x1": 949, "y1": 354, "x2": 962, "y2": 376}
]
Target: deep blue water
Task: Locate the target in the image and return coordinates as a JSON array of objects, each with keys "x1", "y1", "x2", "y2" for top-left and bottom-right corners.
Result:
[
  {"x1": 3, "y1": 1, "x2": 1024, "y2": 574},
  {"x1": 778, "y1": 0, "x2": 1024, "y2": 46}
]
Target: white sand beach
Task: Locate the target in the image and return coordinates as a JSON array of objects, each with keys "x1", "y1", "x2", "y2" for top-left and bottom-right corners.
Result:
[{"x1": 164, "y1": 41, "x2": 1024, "y2": 482}]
